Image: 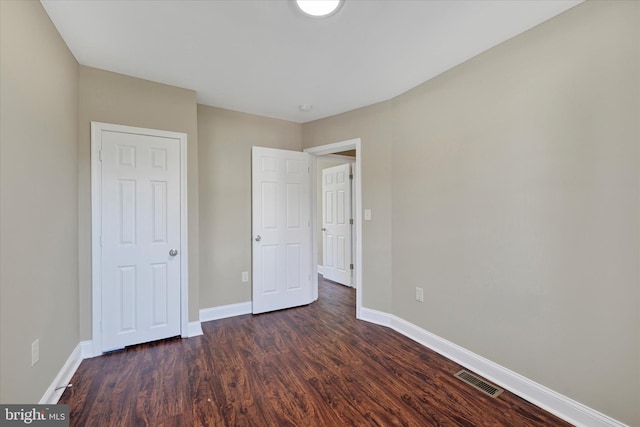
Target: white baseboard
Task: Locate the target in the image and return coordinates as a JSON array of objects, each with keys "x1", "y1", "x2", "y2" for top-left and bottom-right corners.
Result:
[
  {"x1": 39, "y1": 343, "x2": 83, "y2": 404},
  {"x1": 318, "y1": 265, "x2": 325, "y2": 275},
  {"x1": 43, "y1": 326, "x2": 204, "y2": 404},
  {"x1": 360, "y1": 308, "x2": 627, "y2": 427},
  {"x1": 359, "y1": 307, "x2": 391, "y2": 327},
  {"x1": 81, "y1": 322, "x2": 204, "y2": 358},
  {"x1": 38, "y1": 307, "x2": 625, "y2": 426},
  {"x1": 80, "y1": 340, "x2": 95, "y2": 359},
  {"x1": 187, "y1": 321, "x2": 203, "y2": 337},
  {"x1": 200, "y1": 301, "x2": 252, "y2": 323}
]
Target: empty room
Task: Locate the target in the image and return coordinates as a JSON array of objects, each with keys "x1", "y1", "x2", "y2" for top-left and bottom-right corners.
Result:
[{"x1": 1, "y1": 0, "x2": 638, "y2": 426}]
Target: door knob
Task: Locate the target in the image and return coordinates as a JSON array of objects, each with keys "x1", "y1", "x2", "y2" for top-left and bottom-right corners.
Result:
[
  {"x1": 322, "y1": 228, "x2": 326, "y2": 231},
  {"x1": 255, "y1": 235, "x2": 261, "y2": 242},
  {"x1": 169, "y1": 249, "x2": 178, "y2": 256}
]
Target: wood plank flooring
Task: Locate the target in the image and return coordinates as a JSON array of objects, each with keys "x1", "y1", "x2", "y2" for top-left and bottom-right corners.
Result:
[{"x1": 60, "y1": 277, "x2": 572, "y2": 426}]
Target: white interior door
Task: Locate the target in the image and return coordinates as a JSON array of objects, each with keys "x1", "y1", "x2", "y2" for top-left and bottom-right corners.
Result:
[
  {"x1": 100, "y1": 129, "x2": 182, "y2": 351},
  {"x1": 252, "y1": 146, "x2": 313, "y2": 314},
  {"x1": 322, "y1": 163, "x2": 352, "y2": 286}
]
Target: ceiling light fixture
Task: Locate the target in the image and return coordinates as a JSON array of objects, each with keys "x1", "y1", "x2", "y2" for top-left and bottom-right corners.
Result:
[
  {"x1": 299, "y1": 104, "x2": 313, "y2": 112},
  {"x1": 295, "y1": 0, "x2": 343, "y2": 18}
]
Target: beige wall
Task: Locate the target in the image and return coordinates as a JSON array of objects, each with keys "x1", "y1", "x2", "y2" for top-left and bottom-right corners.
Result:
[
  {"x1": 303, "y1": 1, "x2": 640, "y2": 424},
  {"x1": 1, "y1": 0, "x2": 638, "y2": 423},
  {"x1": 0, "y1": 0, "x2": 79, "y2": 403},
  {"x1": 198, "y1": 105, "x2": 302, "y2": 308},
  {"x1": 78, "y1": 66, "x2": 200, "y2": 339},
  {"x1": 303, "y1": 102, "x2": 396, "y2": 313},
  {"x1": 390, "y1": 3, "x2": 639, "y2": 424}
]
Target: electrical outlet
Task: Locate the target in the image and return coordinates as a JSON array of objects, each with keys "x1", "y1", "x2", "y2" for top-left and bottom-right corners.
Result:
[
  {"x1": 241, "y1": 271, "x2": 249, "y2": 282},
  {"x1": 415, "y1": 287, "x2": 424, "y2": 303},
  {"x1": 31, "y1": 339, "x2": 39, "y2": 367}
]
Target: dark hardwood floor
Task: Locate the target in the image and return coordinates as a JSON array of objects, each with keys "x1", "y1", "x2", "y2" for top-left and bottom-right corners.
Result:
[{"x1": 60, "y1": 277, "x2": 572, "y2": 426}]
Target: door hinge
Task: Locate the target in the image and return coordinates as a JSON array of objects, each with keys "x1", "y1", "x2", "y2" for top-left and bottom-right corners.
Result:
[
  {"x1": 350, "y1": 264, "x2": 354, "y2": 270},
  {"x1": 349, "y1": 173, "x2": 353, "y2": 180},
  {"x1": 99, "y1": 150, "x2": 102, "y2": 162},
  {"x1": 349, "y1": 218, "x2": 353, "y2": 225}
]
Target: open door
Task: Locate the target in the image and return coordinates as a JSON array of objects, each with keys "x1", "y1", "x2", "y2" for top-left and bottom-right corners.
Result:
[
  {"x1": 252, "y1": 146, "x2": 313, "y2": 314},
  {"x1": 322, "y1": 163, "x2": 352, "y2": 286}
]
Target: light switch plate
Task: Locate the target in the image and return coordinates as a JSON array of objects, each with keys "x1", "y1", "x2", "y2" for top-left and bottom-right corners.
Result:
[{"x1": 364, "y1": 209, "x2": 372, "y2": 221}]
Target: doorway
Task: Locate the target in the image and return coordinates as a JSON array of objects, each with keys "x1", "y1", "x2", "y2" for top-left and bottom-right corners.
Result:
[
  {"x1": 305, "y1": 138, "x2": 362, "y2": 319},
  {"x1": 318, "y1": 159, "x2": 354, "y2": 286}
]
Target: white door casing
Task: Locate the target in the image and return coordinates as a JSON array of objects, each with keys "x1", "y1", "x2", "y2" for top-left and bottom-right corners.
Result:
[
  {"x1": 91, "y1": 122, "x2": 188, "y2": 355},
  {"x1": 305, "y1": 139, "x2": 362, "y2": 319},
  {"x1": 322, "y1": 164, "x2": 352, "y2": 286},
  {"x1": 252, "y1": 146, "x2": 313, "y2": 314}
]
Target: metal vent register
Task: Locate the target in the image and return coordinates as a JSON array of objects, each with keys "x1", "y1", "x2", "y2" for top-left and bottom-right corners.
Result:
[{"x1": 454, "y1": 370, "x2": 504, "y2": 398}]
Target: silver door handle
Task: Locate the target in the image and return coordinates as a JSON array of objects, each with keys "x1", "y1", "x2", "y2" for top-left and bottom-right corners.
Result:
[
  {"x1": 322, "y1": 228, "x2": 326, "y2": 231},
  {"x1": 255, "y1": 235, "x2": 261, "y2": 242},
  {"x1": 169, "y1": 249, "x2": 178, "y2": 256}
]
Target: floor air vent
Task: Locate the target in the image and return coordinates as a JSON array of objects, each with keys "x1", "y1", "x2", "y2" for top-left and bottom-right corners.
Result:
[{"x1": 454, "y1": 370, "x2": 504, "y2": 398}]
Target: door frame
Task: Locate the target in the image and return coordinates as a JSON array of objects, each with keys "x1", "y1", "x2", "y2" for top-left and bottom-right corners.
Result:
[
  {"x1": 90, "y1": 122, "x2": 189, "y2": 357},
  {"x1": 305, "y1": 138, "x2": 362, "y2": 319},
  {"x1": 321, "y1": 161, "x2": 354, "y2": 287}
]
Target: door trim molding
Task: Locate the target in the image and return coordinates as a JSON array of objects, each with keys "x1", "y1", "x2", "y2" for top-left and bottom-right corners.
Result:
[
  {"x1": 90, "y1": 122, "x2": 189, "y2": 357},
  {"x1": 304, "y1": 138, "x2": 362, "y2": 319},
  {"x1": 320, "y1": 154, "x2": 356, "y2": 162}
]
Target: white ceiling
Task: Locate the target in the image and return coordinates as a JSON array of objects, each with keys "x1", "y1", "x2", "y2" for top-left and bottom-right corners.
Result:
[{"x1": 41, "y1": 0, "x2": 582, "y2": 123}]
